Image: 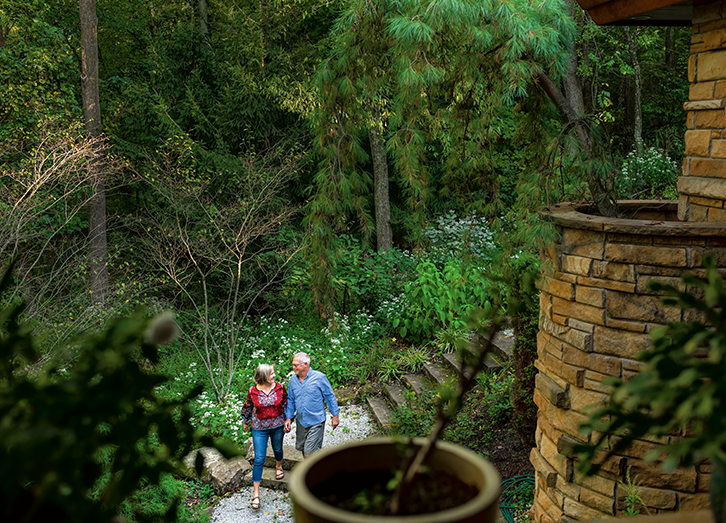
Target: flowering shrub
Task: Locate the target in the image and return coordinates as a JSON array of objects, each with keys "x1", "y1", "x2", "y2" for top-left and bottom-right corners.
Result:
[
  {"x1": 375, "y1": 293, "x2": 407, "y2": 328},
  {"x1": 243, "y1": 316, "x2": 328, "y2": 386},
  {"x1": 316, "y1": 311, "x2": 382, "y2": 385},
  {"x1": 189, "y1": 391, "x2": 246, "y2": 443},
  {"x1": 391, "y1": 212, "x2": 501, "y2": 341},
  {"x1": 423, "y1": 211, "x2": 498, "y2": 266},
  {"x1": 617, "y1": 147, "x2": 679, "y2": 200}
]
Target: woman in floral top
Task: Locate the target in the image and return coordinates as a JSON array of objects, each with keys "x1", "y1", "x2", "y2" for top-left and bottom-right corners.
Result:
[{"x1": 241, "y1": 364, "x2": 287, "y2": 510}]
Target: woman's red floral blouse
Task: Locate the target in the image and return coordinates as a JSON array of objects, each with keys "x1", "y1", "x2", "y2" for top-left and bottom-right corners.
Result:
[{"x1": 241, "y1": 382, "x2": 287, "y2": 430}]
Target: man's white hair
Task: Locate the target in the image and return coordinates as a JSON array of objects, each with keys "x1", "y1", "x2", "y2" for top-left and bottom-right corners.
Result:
[{"x1": 294, "y1": 352, "x2": 310, "y2": 365}]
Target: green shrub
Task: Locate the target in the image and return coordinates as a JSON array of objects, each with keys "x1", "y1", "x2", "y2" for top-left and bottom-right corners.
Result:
[
  {"x1": 348, "y1": 338, "x2": 398, "y2": 383},
  {"x1": 379, "y1": 357, "x2": 406, "y2": 382},
  {"x1": 480, "y1": 368, "x2": 515, "y2": 427},
  {"x1": 400, "y1": 346, "x2": 429, "y2": 372},
  {"x1": 486, "y1": 246, "x2": 540, "y2": 446},
  {"x1": 283, "y1": 235, "x2": 417, "y2": 323},
  {"x1": 396, "y1": 258, "x2": 491, "y2": 341},
  {"x1": 120, "y1": 475, "x2": 210, "y2": 523},
  {"x1": 433, "y1": 325, "x2": 470, "y2": 355},
  {"x1": 391, "y1": 389, "x2": 437, "y2": 438},
  {"x1": 617, "y1": 147, "x2": 679, "y2": 200}
]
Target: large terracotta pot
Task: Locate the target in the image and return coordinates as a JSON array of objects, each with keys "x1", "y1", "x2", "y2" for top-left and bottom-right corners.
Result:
[{"x1": 288, "y1": 437, "x2": 501, "y2": 523}]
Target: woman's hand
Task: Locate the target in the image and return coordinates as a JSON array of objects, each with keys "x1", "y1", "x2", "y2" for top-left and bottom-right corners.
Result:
[{"x1": 243, "y1": 423, "x2": 249, "y2": 432}]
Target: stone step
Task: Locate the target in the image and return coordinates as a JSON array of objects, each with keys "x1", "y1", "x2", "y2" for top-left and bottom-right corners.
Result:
[
  {"x1": 242, "y1": 465, "x2": 290, "y2": 490},
  {"x1": 443, "y1": 351, "x2": 503, "y2": 379},
  {"x1": 402, "y1": 373, "x2": 432, "y2": 396},
  {"x1": 245, "y1": 442, "x2": 303, "y2": 470},
  {"x1": 366, "y1": 396, "x2": 395, "y2": 428},
  {"x1": 472, "y1": 330, "x2": 515, "y2": 361},
  {"x1": 383, "y1": 382, "x2": 407, "y2": 409},
  {"x1": 423, "y1": 361, "x2": 454, "y2": 386}
]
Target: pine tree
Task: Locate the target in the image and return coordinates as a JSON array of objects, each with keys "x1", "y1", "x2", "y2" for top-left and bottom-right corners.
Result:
[{"x1": 307, "y1": 0, "x2": 617, "y2": 313}]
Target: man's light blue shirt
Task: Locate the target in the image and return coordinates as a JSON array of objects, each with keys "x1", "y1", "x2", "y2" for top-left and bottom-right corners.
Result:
[{"x1": 285, "y1": 368, "x2": 339, "y2": 427}]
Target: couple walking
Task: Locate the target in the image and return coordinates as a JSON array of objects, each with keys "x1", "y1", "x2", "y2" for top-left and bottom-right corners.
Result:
[{"x1": 241, "y1": 352, "x2": 339, "y2": 510}]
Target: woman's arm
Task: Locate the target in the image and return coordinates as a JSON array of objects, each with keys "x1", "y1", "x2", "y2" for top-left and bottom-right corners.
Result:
[
  {"x1": 241, "y1": 388, "x2": 255, "y2": 430},
  {"x1": 281, "y1": 384, "x2": 288, "y2": 412}
]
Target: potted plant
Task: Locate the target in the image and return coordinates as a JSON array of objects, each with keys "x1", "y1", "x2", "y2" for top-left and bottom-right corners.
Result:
[
  {"x1": 575, "y1": 256, "x2": 726, "y2": 523},
  {"x1": 289, "y1": 437, "x2": 501, "y2": 523},
  {"x1": 288, "y1": 305, "x2": 520, "y2": 522}
]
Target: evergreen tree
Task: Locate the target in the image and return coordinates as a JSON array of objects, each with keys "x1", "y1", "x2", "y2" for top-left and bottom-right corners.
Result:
[{"x1": 307, "y1": 0, "x2": 616, "y2": 314}]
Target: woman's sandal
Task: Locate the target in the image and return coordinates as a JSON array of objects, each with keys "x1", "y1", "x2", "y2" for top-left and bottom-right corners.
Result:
[
  {"x1": 251, "y1": 496, "x2": 260, "y2": 510},
  {"x1": 275, "y1": 469, "x2": 285, "y2": 480}
]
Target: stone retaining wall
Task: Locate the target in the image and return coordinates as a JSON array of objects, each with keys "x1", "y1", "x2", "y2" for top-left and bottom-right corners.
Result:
[{"x1": 530, "y1": 202, "x2": 726, "y2": 522}]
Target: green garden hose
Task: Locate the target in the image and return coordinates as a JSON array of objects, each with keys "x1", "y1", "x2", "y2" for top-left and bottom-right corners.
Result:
[{"x1": 499, "y1": 474, "x2": 535, "y2": 523}]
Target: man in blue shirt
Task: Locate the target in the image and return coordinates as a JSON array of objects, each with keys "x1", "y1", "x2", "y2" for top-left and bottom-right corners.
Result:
[{"x1": 283, "y1": 351, "x2": 340, "y2": 457}]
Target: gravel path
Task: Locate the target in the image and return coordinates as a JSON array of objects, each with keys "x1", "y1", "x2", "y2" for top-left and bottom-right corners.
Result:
[{"x1": 210, "y1": 404, "x2": 376, "y2": 523}]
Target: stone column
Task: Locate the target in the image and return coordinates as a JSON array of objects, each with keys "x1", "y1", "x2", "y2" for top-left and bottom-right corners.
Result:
[
  {"x1": 679, "y1": 0, "x2": 726, "y2": 222},
  {"x1": 530, "y1": 202, "x2": 721, "y2": 522}
]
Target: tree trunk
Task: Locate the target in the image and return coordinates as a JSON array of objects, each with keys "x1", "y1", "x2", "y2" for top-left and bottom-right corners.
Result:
[
  {"x1": 581, "y1": 30, "x2": 594, "y2": 114},
  {"x1": 623, "y1": 73, "x2": 632, "y2": 139},
  {"x1": 0, "y1": 24, "x2": 8, "y2": 49},
  {"x1": 199, "y1": 0, "x2": 209, "y2": 37},
  {"x1": 80, "y1": 0, "x2": 109, "y2": 305},
  {"x1": 665, "y1": 26, "x2": 674, "y2": 69},
  {"x1": 563, "y1": 0, "x2": 585, "y2": 117},
  {"x1": 537, "y1": 70, "x2": 618, "y2": 218},
  {"x1": 624, "y1": 27, "x2": 644, "y2": 154},
  {"x1": 369, "y1": 116, "x2": 392, "y2": 252}
]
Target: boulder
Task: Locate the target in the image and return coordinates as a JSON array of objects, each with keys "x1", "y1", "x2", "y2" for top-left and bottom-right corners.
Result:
[{"x1": 182, "y1": 447, "x2": 251, "y2": 495}]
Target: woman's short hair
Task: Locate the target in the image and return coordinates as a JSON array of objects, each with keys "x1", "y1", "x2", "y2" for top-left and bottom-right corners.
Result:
[
  {"x1": 293, "y1": 352, "x2": 310, "y2": 365},
  {"x1": 254, "y1": 364, "x2": 275, "y2": 385}
]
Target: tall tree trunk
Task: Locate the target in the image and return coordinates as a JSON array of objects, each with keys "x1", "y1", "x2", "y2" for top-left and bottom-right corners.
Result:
[
  {"x1": 199, "y1": 0, "x2": 209, "y2": 37},
  {"x1": 665, "y1": 26, "x2": 674, "y2": 69},
  {"x1": 624, "y1": 27, "x2": 644, "y2": 154},
  {"x1": 623, "y1": 74, "x2": 632, "y2": 139},
  {"x1": 369, "y1": 113, "x2": 392, "y2": 252},
  {"x1": 537, "y1": 70, "x2": 618, "y2": 218},
  {"x1": 581, "y1": 30, "x2": 594, "y2": 114},
  {"x1": 563, "y1": 0, "x2": 585, "y2": 117},
  {"x1": 80, "y1": 0, "x2": 109, "y2": 305}
]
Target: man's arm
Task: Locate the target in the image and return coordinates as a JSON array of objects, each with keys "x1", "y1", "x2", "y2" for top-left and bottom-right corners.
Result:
[
  {"x1": 320, "y1": 374, "x2": 340, "y2": 429},
  {"x1": 284, "y1": 380, "x2": 296, "y2": 433}
]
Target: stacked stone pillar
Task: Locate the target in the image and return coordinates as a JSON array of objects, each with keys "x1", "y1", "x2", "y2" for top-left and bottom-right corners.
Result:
[
  {"x1": 680, "y1": 0, "x2": 726, "y2": 221},
  {"x1": 531, "y1": 3, "x2": 726, "y2": 519},
  {"x1": 531, "y1": 202, "x2": 726, "y2": 521}
]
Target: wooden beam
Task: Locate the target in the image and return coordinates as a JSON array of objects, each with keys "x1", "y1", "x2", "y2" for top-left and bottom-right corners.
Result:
[
  {"x1": 576, "y1": 0, "x2": 612, "y2": 9},
  {"x1": 588, "y1": 0, "x2": 686, "y2": 25}
]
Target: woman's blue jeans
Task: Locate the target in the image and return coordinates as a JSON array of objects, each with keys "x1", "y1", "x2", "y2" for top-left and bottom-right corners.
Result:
[{"x1": 251, "y1": 425, "x2": 284, "y2": 482}]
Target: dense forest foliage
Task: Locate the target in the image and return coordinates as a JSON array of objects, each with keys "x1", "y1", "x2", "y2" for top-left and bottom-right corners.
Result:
[{"x1": 0, "y1": 0, "x2": 690, "y2": 520}]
